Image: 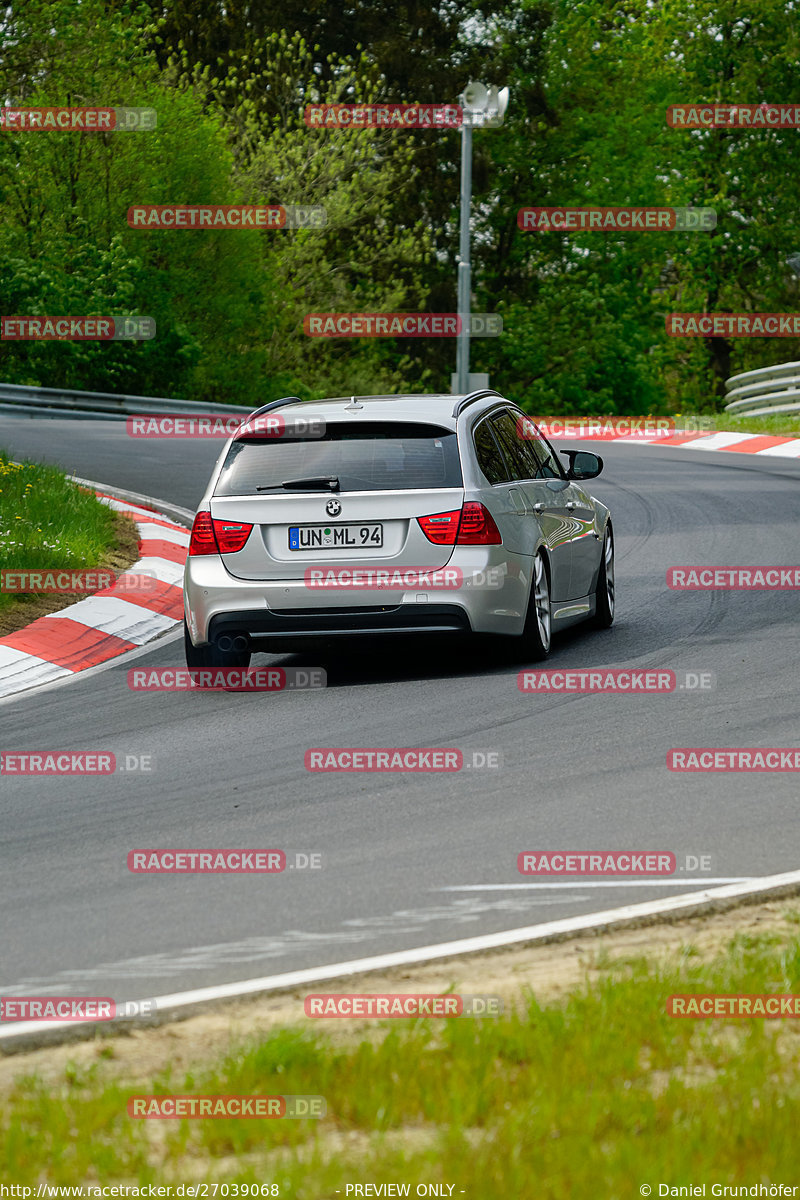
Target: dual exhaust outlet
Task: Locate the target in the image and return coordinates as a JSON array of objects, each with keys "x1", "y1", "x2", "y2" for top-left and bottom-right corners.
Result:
[{"x1": 216, "y1": 634, "x2": 249, "y2": 652}]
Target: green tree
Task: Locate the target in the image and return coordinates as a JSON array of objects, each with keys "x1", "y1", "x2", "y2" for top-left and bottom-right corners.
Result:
[{"x1": 0, "y1": 0, "x2": 264, "y2": 400}]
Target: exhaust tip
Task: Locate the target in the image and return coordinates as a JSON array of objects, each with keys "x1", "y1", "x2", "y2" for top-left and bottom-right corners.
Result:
[
  {"x1": 217, "y1": 635, "x2": 233, "y2": 651},
  {"x1": 232, "y1": 635, "x2": 249, "y2": 652}
]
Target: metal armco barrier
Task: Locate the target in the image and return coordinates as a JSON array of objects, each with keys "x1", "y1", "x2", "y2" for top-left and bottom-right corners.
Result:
[
  {"x1": 0, "y1": 381, "x2": 247, "y2": 420},
  {"x1": 725, "y1": 361, "x2": 800, "y2": 417}
]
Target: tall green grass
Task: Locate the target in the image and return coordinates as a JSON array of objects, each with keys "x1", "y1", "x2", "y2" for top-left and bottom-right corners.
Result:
[
  {"x1": 703, "y1": 413, "x2": 800, "y2": 436},
  {"x1": 3, "y1": 922, "x2": 800, "y2": 1194},
  {"x1": 0, "y1": 453, "x2": 117, "y2": 616}
]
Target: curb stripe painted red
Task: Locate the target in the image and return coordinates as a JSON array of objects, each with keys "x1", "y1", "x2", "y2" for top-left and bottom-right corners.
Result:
[
  {"x1": 93, "y1": 576, "x2": 184, "y2": 619},
  {"x1": 0, "y1": 494, "x2": 188, "y2": 699},
  {"x1": 137, "y1": 538, "x2": 187, "y2": 565},
  {"x1": 544, "y1": 427, "x2": 800, "y2": 457},
  {"x1": 1, "y1": 619, "x2": 136, "y2": 671}
]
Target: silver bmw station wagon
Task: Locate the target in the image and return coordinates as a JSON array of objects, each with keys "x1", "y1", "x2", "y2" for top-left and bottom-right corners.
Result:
[{"x1": 183, "y1": 390, "x2": 614, "y2": 666}]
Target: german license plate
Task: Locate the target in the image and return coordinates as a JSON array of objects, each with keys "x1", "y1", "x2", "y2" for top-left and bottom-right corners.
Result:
[{"x1": 288, "y1": 523, "x2": 383, "y2": 550}]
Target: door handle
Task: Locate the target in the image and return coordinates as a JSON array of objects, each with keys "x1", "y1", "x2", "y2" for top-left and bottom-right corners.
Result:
[
  {"x1": 508, "y1": 487, "x2": 526, "y2": 514},
  {"x1": 565, "y1": 501, "x2": 576, "y2": 511},
  {"x1": 532, "y1": 502, "x2": 546, "y2": 514}
]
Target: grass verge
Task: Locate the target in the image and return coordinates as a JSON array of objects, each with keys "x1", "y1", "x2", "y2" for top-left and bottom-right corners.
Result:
[
  {"x1": 2, "y1": 902, "x2": 800, "y2": 1193},
  {"x1": 704, "y1": 412, "x2": 800, "y2": 436},
  {"x1": 0, "y1": 452, "x2": 140, "y2": 635}
]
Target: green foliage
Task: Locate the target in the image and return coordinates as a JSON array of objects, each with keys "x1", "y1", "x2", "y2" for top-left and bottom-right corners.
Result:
[
  {"x1": 0, "y1": 452, "x2": 118, "y2": 618},
  {"x1": 0, "y1": 0, "x2": 258, "y2": 398},
  {"x1": 3, "y1": 0, "x2": 800, "y2": 408},
  {"x1": 183, "y1": 30, "x2": 439, "y2": 398}
]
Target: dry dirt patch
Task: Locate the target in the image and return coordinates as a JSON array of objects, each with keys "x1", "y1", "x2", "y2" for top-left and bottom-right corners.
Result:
[{"x1": 1, "y1": 896, "x2": 796, "y2": 1094}]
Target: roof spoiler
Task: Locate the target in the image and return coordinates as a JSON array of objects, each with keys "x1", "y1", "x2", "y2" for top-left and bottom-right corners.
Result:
[
  {"x1": 245, "y1": 396, "x2": 304, "y2": 420},
  {"x1": 233, "y1": 396, "x2": 304, "y2": 439},
  {"x1": 451, "y1": 389, "x2": 504, "y2": 419}
]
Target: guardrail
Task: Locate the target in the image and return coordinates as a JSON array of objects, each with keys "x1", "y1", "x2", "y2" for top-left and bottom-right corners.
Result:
[
  {"x1": 724, "y1": 361, "x2": 800, "y2": 417},
  {"x1": 0, "y1": 381, "x2": 247, "y2": 420}
]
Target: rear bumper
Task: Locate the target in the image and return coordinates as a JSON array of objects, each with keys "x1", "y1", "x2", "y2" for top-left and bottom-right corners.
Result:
[
  {"x1": 184, "y1": 549, "x2": 528, "y2": 645},
  {"x1": 208, "y1": 604, "x2": 472, "y2": 645}
]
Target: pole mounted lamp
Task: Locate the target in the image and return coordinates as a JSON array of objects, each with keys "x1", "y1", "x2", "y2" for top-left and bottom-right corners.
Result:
[{"x1": 455, "y1": 82, "x2": 510, "y2": 395}]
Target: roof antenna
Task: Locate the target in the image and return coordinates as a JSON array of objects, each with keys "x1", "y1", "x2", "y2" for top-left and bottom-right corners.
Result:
[{"x1": 345, "y1": 395, "x2": 364, "y2": 411}]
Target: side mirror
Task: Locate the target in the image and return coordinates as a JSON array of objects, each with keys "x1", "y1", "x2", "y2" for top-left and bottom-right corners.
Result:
[{"x1": 561, "y1": 450, "x2": 603, "y2": 480}]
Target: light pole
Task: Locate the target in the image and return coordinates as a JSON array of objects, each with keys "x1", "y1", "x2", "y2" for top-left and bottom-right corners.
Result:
[{"x1": 454, "y1": 82, "x2": 509, "y2": 395}]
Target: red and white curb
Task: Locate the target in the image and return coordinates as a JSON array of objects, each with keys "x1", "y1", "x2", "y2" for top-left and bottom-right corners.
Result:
[
  {"x1": 542, "y1": 426, "x2": 800, "y2": 458},
  {"x1": 0, "y1": 492, "x2": 188, "y2": 699}
]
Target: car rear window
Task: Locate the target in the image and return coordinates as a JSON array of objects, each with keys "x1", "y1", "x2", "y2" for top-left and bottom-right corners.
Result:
[{"x1": 214, "y1": 422, "x2": 463, "y2": 495}]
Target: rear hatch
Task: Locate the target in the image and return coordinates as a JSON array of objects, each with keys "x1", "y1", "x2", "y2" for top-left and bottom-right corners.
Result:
[{"x1": 209, "y1": 421, "x2": 465, "y2": 581}]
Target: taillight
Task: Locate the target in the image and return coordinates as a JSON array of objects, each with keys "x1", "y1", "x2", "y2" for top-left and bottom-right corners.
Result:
[
  {"x1": 417, "y1": 504, "x2": 502, "y2": 546},
  {"x1": 188, "y1": 511, "x2": 218, "y2": 556},
  {"x1": 212, "y1": 519, "x2": 253, "y2": 553},
  {"x1": 417, "y1": 509, "x2": 461, "y2": 545},
  {"x1": 456, "y1": 502, "x2": 502, "y2": 545},
  {"x1": 188, "y1": 513, "x2": 253, "y2": 556}
]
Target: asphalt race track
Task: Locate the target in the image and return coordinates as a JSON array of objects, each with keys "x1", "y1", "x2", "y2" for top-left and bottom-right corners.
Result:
[{"x1": 2, "y1": 415, "x2": 799, "y2": 1003}]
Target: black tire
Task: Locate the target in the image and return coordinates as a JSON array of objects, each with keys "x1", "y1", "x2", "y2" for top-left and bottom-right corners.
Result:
[
  {"x1": 184, "y1": 620, "x2": 251, "y2": 672},
  {"x1": 591, "y1": 525, "x2": 615, "y2": 629},
  {"x1": 516, "y1": 550, "x2": 552, "y2": 661}
]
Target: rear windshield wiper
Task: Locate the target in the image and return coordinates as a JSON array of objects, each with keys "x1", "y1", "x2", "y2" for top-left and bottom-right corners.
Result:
[{"x1": 256, "y1": 476, "x2": 341, "y2": 493}]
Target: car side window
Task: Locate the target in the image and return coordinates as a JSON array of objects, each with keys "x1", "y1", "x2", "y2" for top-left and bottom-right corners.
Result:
[
  {"x1": 518, "y1": 416, "x2": 563, "y2": 479},
  {"x1": 489, "y1": 410, "x2": 540, "y2": 480},
  {"x1": 473, "y1": 417, "x2": 510, "y2": 484},
  {"x1": 536, "y1": 438, "x2": 564, "y2": 479}
]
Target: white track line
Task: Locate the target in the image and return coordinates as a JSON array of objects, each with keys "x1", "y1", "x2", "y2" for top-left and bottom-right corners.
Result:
[
  {"x1": 3, "y1": 869, "x2": 800, "y2": 1045},
  {"x1": 437, "y1": 879, "x2": 751, "y2": 889}
]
